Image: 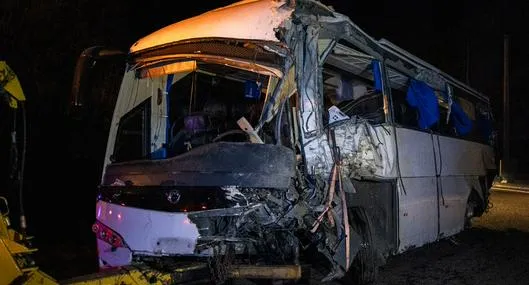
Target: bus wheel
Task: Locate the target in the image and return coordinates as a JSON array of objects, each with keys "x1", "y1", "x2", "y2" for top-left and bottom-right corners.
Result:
[
  {"x1": 464, "y1": 192, "x2": 478, "y2": 229},
  {"x1": 346, "y1": 208, "x2": 378, "y2": 285}
]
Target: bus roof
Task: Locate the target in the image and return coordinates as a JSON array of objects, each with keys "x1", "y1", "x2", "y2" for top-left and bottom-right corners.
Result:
[
  {"x1": 129, "y1": 0, "x2": 489, "y2": 103},
  {"x1": 378, "y1": 39, "x2": 489, "y2": 103},
  {"x1": 130, "y1": 0, "x2": 294, "y2": 53}
]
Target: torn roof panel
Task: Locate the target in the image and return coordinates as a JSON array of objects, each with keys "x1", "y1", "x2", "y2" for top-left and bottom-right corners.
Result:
[{"x1": 130, "y1": 0, "x2": 294, "y2": 53}]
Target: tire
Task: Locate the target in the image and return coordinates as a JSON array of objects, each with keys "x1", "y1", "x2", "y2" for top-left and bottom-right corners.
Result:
[
  {"x1": 345, "y1": 208, "x2": 378, "y2": 285},
  {"x1": 464, "y1": 191, "x2": 479, "y2": 229}
]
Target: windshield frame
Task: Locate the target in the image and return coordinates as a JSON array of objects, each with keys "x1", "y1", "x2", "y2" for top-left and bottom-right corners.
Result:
[
  {"x1": 130, "y1": 38, "x2": 288, "y2": 71},
  {"x1": 103, "y1": 39, "x2": 294, "y2": 167},
  {"x1": 132, "y1": 54, "x2": 283, "y2": 79},
  {"x1": 129, "y1": 38, "x2": 294, "y2": 134}
]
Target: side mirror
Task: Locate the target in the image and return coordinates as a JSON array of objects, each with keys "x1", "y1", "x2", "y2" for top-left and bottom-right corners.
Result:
[{"x1": 70, "y1": 46, "x2": 126, "y2": 112}]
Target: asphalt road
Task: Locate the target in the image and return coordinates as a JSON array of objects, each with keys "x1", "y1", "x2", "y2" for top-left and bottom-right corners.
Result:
[{"x1": 375, "y1": 189, "x2": 529, "y2": 285}]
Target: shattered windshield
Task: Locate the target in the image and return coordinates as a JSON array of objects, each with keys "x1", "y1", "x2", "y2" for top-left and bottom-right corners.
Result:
[
  {"x1": 166, "y1": 66, "x2": 268, "y2": 156},
  {"x1": 111, "y1": 61, "x2": 290, "y2": 162}
]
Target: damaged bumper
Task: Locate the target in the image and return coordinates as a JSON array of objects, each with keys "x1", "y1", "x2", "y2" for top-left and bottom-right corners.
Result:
[
  {"x1": 95, "y1": 200, "x2": 204, "y2": 267},
  {"x1": 95, "y1": 189, "x2": 290, "y2": 267},
  {"x1": 96, "y1": 142, "x2": 367, "y2": 280}
]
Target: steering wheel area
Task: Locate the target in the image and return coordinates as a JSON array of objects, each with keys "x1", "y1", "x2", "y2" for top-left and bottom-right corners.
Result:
[
  {"x1": 212, "y1": 129, "x2": 251, "y2": 143},
  {"x1": 168, "y1": 115, "x2": 252, "y2": 155}
]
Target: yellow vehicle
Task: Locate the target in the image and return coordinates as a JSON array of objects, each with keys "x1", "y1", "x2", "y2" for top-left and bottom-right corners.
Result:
[{"x1": 0, "y1": 60, "x2": 55, "y2": 284}]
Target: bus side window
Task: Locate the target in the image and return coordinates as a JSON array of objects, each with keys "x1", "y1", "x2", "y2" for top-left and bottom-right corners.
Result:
[
  {"x1": 476, "y1": 105, "x2": 494, "y2": 145},
  {"x1": 386, "y1": 68, "x2": 418, "y2": 128},
  {"x1": 436, "y1": 102, "x2": 455, "y2": 136},
  {"x1": 322, "y1": 65, "x2": 384, "y2": 125},
  {"x1": 431, "y1": 90, "x2": 457, "y2": 137},
  {"x1": 450, "y1": 88, "x2": 489, "y2": 143},
  {"x1": 391, "y1": 86, "x2": 418, "y2": 128}
]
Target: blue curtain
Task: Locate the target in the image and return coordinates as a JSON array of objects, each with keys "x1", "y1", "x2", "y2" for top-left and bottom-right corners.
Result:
[
  {"x1": 450, "y1": 101, "x2": 473, "y2": 136},
  {"x1": 406, "y1": 79, "x2": 439, "y2": 129},
  {"x1": 372, "y1": 60, "x2": 383, "y2": 93}
]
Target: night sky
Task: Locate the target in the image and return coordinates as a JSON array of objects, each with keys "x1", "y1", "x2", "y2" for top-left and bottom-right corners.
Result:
[{"x1": 0, "y1": 0, "x2": 528, "y2": 277}]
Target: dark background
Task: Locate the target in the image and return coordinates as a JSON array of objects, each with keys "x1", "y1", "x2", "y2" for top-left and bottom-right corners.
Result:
[{"x1": 0, "y1": 0, "x2": 527, "y2": 279}]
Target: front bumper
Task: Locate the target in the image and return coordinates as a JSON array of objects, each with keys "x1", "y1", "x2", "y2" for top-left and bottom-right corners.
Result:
[{"x1": 96, "y1": 200, "x2": 205, "y2": 267}]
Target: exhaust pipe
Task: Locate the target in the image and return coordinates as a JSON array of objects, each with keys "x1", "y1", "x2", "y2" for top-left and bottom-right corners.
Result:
[{"x1": 228, "y1": 265, "x2": 302, "y2": 280}]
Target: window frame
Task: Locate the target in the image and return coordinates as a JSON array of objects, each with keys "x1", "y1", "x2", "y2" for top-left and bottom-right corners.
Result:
[
  {"x1": 320, "y1": 57, "x2": 386, "y2": 126},
  {"x1": 386, "y1": 65, "x2": 493, "y2": 145},
  {"x1": 112, "y1": 97, "x2": 152, "y2": 162}
]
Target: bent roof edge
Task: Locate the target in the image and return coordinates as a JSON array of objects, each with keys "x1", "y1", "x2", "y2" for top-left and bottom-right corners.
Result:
[
  {"x1": 130, "y1": 0, "x2": 294, "y2": 54},
  {"x1": 129, "y1": 0, "x2": 489, "y2": 102}
]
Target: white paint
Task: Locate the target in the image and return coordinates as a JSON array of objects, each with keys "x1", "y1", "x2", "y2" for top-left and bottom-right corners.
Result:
[
  {"x1": 130, "y1": 0, "x2": 294, "y2": 53},
  {"x1": 395, "y1": 128, "x2": 436, "y2": 178},
  {"x1": 438, "y1": 176, "x2": 473, "y2": 237},
  {"x1": 394, "y1": 128, "x2": 439, "y2": 252},
  {"x1": 438, "y1": 135, "x2": 495, "y2": 176},
  {"x1": 397, "y1": 177, "x2": 438, "y2": 252},
  {"x1": 394, "y1": 127, "x2": 496, "y2": 252},
  {"x1": 96, "y1": 201, "x2": 200, "y2": 259}
]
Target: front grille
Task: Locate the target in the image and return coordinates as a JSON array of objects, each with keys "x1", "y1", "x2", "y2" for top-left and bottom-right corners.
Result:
[{"x1": 97, "y1": 186, "x2": 235, "y2": 212}]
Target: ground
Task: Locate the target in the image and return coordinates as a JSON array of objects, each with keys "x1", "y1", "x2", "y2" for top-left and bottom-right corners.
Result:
[
  {"x1": 376, "y1": 190, "x2": 529, "y2": 285},
  {"x1": 32, "y1": 189, "x2": 529, "y2": 284}
]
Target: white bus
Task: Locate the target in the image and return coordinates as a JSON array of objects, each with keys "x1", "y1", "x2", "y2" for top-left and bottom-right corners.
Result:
[{"x1": 74, "y1": 0, "x2": 497, "y2": 283}]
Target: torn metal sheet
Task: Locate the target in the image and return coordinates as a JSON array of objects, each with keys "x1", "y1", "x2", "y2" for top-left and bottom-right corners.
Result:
[
  {"x1": 103, "y1": 142, "x2": 296, "y2": 189},
  {"x1": 303, "y1": 119, "x2": 396, "y2": 179}
]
